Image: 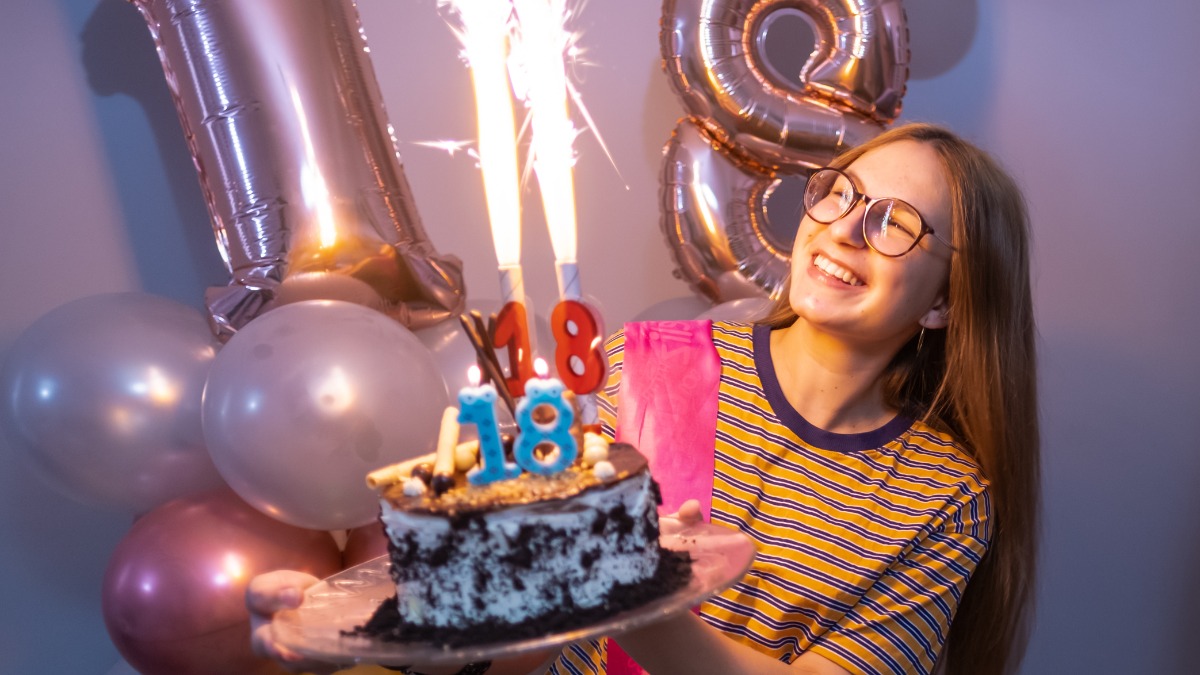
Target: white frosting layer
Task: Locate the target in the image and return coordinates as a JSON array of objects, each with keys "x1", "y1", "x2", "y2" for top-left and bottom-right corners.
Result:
[{"x1": 379, "y1": 471, "x2": 661, "y2": 629}]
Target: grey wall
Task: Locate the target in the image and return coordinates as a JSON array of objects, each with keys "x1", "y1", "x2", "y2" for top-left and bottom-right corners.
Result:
[{"x1": 2, "y1": 0, "x2": 1197, "y2": 672}]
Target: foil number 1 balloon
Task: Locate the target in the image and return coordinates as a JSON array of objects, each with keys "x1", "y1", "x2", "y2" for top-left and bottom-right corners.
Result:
[
  {"x1": 128, "y1": 0, "x2": 467, "y2": 338},
  {"x1": 657, "y1": 0, "x2": 910, "y2": 302}
]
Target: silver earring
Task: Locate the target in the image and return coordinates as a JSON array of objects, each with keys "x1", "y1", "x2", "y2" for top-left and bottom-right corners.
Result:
[{"x1": 916, "y1": 326, "x2": 926, "y2": 356}]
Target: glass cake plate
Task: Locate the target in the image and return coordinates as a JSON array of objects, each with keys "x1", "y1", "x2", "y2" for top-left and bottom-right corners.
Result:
[{"x1": 270, "y1": 521, "x2": 756, "y2": 667}]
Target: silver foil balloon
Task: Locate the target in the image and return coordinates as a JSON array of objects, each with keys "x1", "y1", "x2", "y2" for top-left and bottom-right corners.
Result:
[
  {"x1": 0, "y1": 293, "x2": 225, "y2": 513},
  {"x1": 128, "y1": 0, "x2": 466, "y2": 338},
  {"x1": 661, "y1": 119, "x2": 794, "y2": 302},
  {"x1": 660, "y1": 0, "x2": 909, "y2": 172}
]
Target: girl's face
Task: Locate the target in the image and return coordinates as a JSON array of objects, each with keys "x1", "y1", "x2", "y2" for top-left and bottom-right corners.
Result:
[{"x1": 788, "y1": 139, "x2": 955, "y2": 348}]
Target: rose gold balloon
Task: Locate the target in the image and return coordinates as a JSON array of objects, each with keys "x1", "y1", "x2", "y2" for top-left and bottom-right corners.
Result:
[
  {"x1": 658, "y1": 0, "x2": 910, "y2": 302},
  {"x1": 343, "y1": 521, "x2": 389, "y2": 569},
  {"x1": 127, "y1": 0, "x2": 466, "y2": 339},
  {"x1": 660, "y1": 0, "x2": 909, "y2": 172},
  {"x1": 661, "y1": 119, "x2": 793, "y2": 303},
  {"x1": 102, "y1": 489, "x2": 341, "y2": 675}
]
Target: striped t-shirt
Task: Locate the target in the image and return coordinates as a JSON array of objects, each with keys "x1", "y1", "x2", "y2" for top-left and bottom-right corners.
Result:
[{"x1": 549, "y1": 321, "x2": 991, "y2": 675}]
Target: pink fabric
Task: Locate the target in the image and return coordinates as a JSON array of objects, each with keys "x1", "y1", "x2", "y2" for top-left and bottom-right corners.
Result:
[
  {"x1": 608, "y1": 320, "x2": 721, "y2": 675},
  {"x1": 615, "y1": 320, "x2": 720, "y2": 518}
]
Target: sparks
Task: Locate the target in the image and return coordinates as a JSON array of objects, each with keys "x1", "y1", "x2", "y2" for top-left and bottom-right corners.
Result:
[
  {"x1": 511, "y1": 0, "x2": 579, "y2": 277},
  {"x1": 439, "y1": 0, "x2": 523, "y2": 271},
  {"x1": 412, "y1": 139, "x2": 477, "y2": 158}
]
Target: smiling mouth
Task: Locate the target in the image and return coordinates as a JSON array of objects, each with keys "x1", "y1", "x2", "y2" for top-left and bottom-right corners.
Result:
[{"x1": 813, "y1": 254, "x2": 864, "y2": 286}]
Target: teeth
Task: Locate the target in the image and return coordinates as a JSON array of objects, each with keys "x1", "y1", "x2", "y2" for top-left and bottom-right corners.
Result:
[{"x1": 813, "y1": 254, "x2": 864, "y2": 286}]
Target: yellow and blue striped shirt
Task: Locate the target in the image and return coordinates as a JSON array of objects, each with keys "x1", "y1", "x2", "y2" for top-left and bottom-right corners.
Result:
[{"x1": 549, "y1": 322, "x2": 990, "y2": 675}]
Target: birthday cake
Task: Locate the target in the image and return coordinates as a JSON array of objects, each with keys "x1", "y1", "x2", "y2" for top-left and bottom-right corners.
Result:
[{"x1": 354, "y1": 431, "x2": 691, "y2": 647}]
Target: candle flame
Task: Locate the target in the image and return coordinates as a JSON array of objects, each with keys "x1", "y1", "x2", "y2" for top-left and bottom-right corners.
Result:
[
  {"x1": 468, "y1": 364, "x2": 482, "y2": 387},
  {"x1": 440, "y1": 0, "x2": 523, "y2": 268},
  {"x1": 534, "y1": 357, "x2": 549, "y2": 378}
]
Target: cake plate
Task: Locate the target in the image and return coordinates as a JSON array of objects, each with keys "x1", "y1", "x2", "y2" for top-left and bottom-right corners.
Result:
[{"x1": 270, "y1": 521, "x2": 756, "y2": 668}]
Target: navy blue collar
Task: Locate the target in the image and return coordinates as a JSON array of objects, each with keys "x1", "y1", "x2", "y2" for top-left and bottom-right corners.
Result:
[{"x1": 752, "y1": 324, "x2": 912, "y2": 453}]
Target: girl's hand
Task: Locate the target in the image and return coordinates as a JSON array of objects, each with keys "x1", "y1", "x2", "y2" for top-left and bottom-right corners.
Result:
[
  {"x1": 658, "y1": 498, "x2": 704, "y2": 538},
  {"x1": 247, "y1": 570, "x2": 338, "y2": 674}
]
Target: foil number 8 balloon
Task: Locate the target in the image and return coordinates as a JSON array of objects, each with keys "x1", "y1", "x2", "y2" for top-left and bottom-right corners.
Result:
[{"x1": 658, "y1": 0, "x2": 910, "y2": 302}]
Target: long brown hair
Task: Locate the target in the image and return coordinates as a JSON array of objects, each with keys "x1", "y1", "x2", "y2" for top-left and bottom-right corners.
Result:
[{"x1": 761, "y1": 123, "x2": 1039, "y2": 675}]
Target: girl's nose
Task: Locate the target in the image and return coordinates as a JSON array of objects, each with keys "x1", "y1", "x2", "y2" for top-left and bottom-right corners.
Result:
[{"x1": 826, "y1": 201, "x2": 868, "y2": 248}]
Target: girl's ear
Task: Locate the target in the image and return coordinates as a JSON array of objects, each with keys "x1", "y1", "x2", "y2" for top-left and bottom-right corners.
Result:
[{"x1": 919, "y1": 294, "x2": 949, "y2": 330}]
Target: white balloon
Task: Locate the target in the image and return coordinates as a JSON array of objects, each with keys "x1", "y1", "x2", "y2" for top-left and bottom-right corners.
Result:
[
  {"x1": 698, "y1": 296, "x2": 774, "y2": 323},
  {"x1": 202, "y1": 300, "x2": 448, "y2": 530},
  {"x1": 631, "y1": 295, "x2": 713, "y2": 322},
  {"x1": 0, "y1": 293, "x2": 225, "y2": 513}
]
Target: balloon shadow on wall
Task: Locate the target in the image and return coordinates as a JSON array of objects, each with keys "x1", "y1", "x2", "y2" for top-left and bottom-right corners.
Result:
[
  {"x1": 79, "y1": 0, "x2": 227, "y2": 307},
  {"x1": 905, "y1": 0, "x2": 978, "y2": 80},
  {"x1": 898, "y1": 0, "x2": 991, "y2": 138},
  {"x1": 0, "y1": 442, "x2": 130, "y2": 596}
]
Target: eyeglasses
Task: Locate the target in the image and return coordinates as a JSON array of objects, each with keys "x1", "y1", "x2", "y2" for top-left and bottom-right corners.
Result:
[{"x1": 802, "y1": 168, "x2": 956, "y2": 257}]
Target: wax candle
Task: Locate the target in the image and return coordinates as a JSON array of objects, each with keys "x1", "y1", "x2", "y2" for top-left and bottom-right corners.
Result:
[
  {"x1": 458, "y1": 365, "x2": 519, "y2": 486},
  {"x1": 493, "y1": 300, "x2": 536, "y2": 398},
  {"x1": 549, "y1": 298, "x2": 607, "y2": 394},
  {"x1": 513, "y1": 360, "x2": 578, "y2": 475},
  {"x1": 431, "y1": 406, "x2": 461, "y2": 495}
]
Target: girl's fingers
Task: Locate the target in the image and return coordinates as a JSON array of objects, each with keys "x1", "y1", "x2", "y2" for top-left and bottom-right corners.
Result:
[{"x1": 246, "y1": 570, "x2": 320, "y2": 616}]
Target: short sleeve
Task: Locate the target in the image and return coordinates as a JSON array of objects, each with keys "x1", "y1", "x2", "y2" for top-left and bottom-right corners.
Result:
[
  {"x1": 546, "y1": 637, "x2": 606, "y2": 674},
  {"x1": 594, "y1": 329, "x2": 626, "y2": 442},
  {"x1": 806, "y1": 487, "x2": 992, "y2": 675}
]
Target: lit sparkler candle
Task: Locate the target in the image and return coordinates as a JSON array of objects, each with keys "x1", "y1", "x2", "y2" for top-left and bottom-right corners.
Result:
[
  {"x1": 507, "y1": 0, "x2": 607, "y2": 400},
  {"x1": 511, "y1": 0, "x2": 581, "y2": 302},
  {"x1": 444, "y1": 0, "x2": 539, "y2": 400},
  {"x1": 445, "y1": 0, "x2": 526, "y2": 305}
]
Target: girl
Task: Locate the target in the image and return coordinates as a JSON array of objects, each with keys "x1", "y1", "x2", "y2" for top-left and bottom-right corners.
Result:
[{"x1": 250, "y1": 123, "x2": 1039, "y2": 675}]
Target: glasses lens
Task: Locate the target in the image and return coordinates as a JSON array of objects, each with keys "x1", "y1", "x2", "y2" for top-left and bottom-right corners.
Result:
[
  {"x1": 803, "y1": 170, "x2": 856, "y2": 223},
  {"x1": 865, "y1": 199, "x2": 924, "y2": 256}
]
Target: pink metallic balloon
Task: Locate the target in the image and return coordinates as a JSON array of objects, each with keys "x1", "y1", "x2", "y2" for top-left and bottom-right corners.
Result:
[
  {"x1": 660, "y1": 0, "x2": 908, "y2": 172},
  {"x1": 127, "y1": 0, "x2": 466, "y2": 339},
  {"x1": 202, "y1": 300, "x2": 450, "y2": 531},
  {"x1": 661, "y1": 119, "x2": 793, "y2": 302},
  {"x1": 658, "y1": 0, "x2": 909, "y2": 303},
  {"x1": 102, "y1": 488, "x2": 341, "y2": 675},
  {"x1": 0, "y1": 293, "x2": 226, "y2": 513}
]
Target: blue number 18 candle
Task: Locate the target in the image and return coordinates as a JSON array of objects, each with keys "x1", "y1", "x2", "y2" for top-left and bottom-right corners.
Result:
[
  {"x1": 513, "y1": 359, "x2": 578, "y2": 475},
  {"x1": 458, "y1": 365, "x2": 520, "y2": 486}
]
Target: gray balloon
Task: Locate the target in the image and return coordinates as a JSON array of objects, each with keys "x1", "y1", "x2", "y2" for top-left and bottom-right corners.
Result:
[
  {"x1": 202, "y1": 300, "x2": 450, "y2": 531},
  {"x1": 1, "y1": 293, "x2": 225, "y2": 513}
]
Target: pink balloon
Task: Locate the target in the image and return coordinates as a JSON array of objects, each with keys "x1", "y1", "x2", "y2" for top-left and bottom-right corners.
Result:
[
  {"x1": 342, "y1": 521, "x2": 389, "y2": 569},
  {"x1": 102, "y1": 489, "x2": 341, "y2": 675}
]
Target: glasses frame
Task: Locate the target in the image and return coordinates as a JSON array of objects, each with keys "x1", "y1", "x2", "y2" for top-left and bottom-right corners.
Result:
[{"x1": 802, "y1": 167, "x2": 957, "y2": 257}]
